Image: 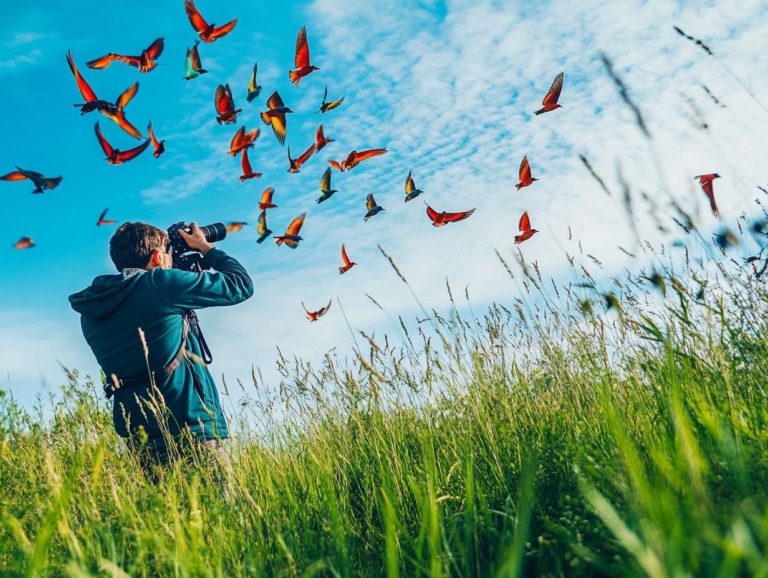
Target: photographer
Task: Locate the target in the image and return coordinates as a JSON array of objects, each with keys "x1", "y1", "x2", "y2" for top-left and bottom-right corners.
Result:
[{"x1": 69, "y1": 222, "x2": 253, "y2": 477}]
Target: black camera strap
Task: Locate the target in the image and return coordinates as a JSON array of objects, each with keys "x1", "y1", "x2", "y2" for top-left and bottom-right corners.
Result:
[{"x1": 185, "y1": 310, "x2": 213, "y2": 365}]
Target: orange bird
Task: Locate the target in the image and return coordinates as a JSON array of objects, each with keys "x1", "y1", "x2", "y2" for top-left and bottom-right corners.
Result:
[
  {"x1": 94, "y1": 122, "x2": 150, "y2": 165},
  {"x1": 97, "y1": 208, "x2": 116, "y2": 226},
  {"x1": 260, "y1": 91, "x2": 292, "y2": 145},
  {"x1": 86, "y1": 37, "x2": 165, "y2": 73},
  {"x1": 239, "y1": 149, "x2": 262, "y2": 182},
  {"x1": 694, "y1": 173, "x2": 721, "y2": 217},
  {"x1": 516, "y1": 156, "x2": 538, "y2": 189},
  {"x1": 184, "y1": 0, "x2": 237, "y2": 43},
  {"x1": 228, "y1": 126, "x2": 260, "y2": 156},
  {"x1": 329, "y1": 149, "x2": 388, "y2": 172},
  {"x1": 425, "y1": 204, "x2": 475, "y2": 227},
  {"x1": 215, "y1": 84, "x2": 241, "y2": 125},
  {"x1": 259, "y1": 187, "x2": 277, "y2": 210},
  {"x1": 514, "y1": 211, "x2": 539, "y2": 244},
  {"x1": 274, "y1": 212, "x2": 306, "y2": 248},
  {"x1": 302, "y1": 300, "x2": 331, "y2": 322},
  {"x1": 534, "y1": 72, "x2": 564, "y2": 115},
  {"x1": 13, "y1": 237, "x2": 35, "y2": 250},
  {"x1": 339, "y1": 244, "x2": 357, "y2": 274},
  {"x1": 289, "y1": 26, "x2": 319, "y2": 85},
  {"x1": 147, "y1": 122, "x2": 165, "y2": 158},
  {"x1": 287, "y1": 143, "x2": 315, "y2": 173},
  {"x1": 1, "y1": 168, "x2": 62, "y2": 194},
  {"x1": 317, "y1": 86, "x2": 344, "y2": 113},
  {"x1": 226, "y1": 222, "x2": 248, "y2": 233},
  {"x1": 315, "y1": 124, "x2": 334, "y2": 151}
]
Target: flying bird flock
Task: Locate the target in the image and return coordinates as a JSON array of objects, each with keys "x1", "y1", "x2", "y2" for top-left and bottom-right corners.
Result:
[{"x1": 2, "y1": 2, "x2": 725, "y2": 322}]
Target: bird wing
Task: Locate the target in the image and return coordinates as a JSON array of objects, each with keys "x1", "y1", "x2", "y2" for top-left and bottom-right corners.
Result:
[
  {"x1": 320, "y1": 168, "x2": 332, "y2": 192},
  {"x1": 230, "y1": 126, "x2": 246, "y2": 151},
  {"x1": 42, "y1": 177, "x2": 62, "y2": 190},
  {"x1": 147, "y1": 121, "x2": 159, "y2": 147},
  {"x1": 66, "y1": 51, "x2": 98, "y2": 102},
  {"x1": 296, "y1": 143, "x2": 315, "y2": 166},
  {"x1": 267, "y1": 114, "x2": 286, "y2": 145},
  {"x1": 267, "y1": 90, "x2": 285, "y2": 110},
  {"x1": 145, "y1": 37, "x2": 165, "y2": 60},
  {"x1": 519, "y1": 211, "x2": 531, "y2": 232},
  {"x1": 285, "y1": 213, "x2": 306, "y2": 236},
  {"x1": 98, "y1": 208, "x2": 109, "y2": 222},
  {"x1": 0, "y1": 171, "x2": 28, "y2": 181},
  {"x1": 189, "y1": 41, "x2": 204, "y2": 71},
  {"x1": 295, "y1": 26, "x2": 310, "y2": 68},
  {"x1": 109, "y1": 54, "x2": 142, "y2": 69},
  {"x1": 184, "y1": 0, "x2": 210, "y2": 34},
  {"x1": 215, "y1": 84, "x2": 236, "y2": 116},
  {"x1": 325, "y1": 96, "x2": 344, "y2": 112},
  {"x1": 257, "y1": 210, "x2": 268, "y2": 235},
  {"x1": 210, "y1": 19, "x2": 237, "y2": 41},
  {"x1": 248, "y1": 62, "x2": 258, "y2": 91},
  {"x1": 94, "y1": 122, "x2": 114, "y2": 156},
  {"x1": 328, "y1": 160, "x2": 342, "y2": 171},
  {"x1": 316, "y1": 124, "x2": 326, "y2": 143},
  {"x1": 425, "y1": 204, "x2": 440, "y2": 223},
  {"x1": 366, "y1": 194, "x2": 377, "y2": 210},
  {"x1": 260, "y1": 186, "x2": 274, "y2": 205},
  {"x1": 115, "y1": 82, "x2": 139, "y2": 110},
  {"x1": 341, "y1": 244, "x2": 351, "y2": 267},
  {"x1": 86, "y1": 53, "x2": 119, "y2": 70},
  {"x1": 405, "y1": 170, "x2": 415, "y2": 193},
  {"x1": 355, "y1": 148, "x2": 388, "y2": 162},
  {"x1": 542, "y1": 72, "x2": 564, "y2": 107},
  {"x1": 318, "y1": 300, "x2": 332, "y2": 317},
  {"x1": 241, "y1": 148, "x2": 255, "y2": 174},
  {"x1": 113, "y1": 110, "x2": 144, "y2": 139},
  {"x1": 116, "y1": 139, "x2": 151, "y2": 162},
  {"x1": 519, "y1": 156, "x2": 531, "y2": 181},
  {"x1": 442, "y1": 208, "x2": 476, "y2": 223}
]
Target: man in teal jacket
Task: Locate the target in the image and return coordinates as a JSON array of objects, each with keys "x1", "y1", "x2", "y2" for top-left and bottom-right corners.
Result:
[{"x1": 69, "y1": 222, "x2": 253, "y2": 467}]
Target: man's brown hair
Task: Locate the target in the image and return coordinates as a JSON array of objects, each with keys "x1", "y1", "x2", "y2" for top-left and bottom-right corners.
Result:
[{"x1": 109, "y1": 222, "x2": 168, "y2": 271}]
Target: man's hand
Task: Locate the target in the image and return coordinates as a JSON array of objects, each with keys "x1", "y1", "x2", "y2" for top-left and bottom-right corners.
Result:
[{"x1": 178, "y1": 222, "x2": 215, "y2": 255}]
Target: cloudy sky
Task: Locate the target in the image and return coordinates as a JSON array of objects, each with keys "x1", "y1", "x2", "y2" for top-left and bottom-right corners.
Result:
[{"x1": 1, "y1": 0, "x2": 767, "y2": 410}]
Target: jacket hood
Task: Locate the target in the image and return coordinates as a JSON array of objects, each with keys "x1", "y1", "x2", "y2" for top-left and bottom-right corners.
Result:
[{"x1": 69, "y1": 271, "x2": 147, "y2": 320}]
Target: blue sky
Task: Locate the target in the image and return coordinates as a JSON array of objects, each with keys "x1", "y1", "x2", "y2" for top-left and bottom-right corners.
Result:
[{"x1": 2, "y1": 0, "x2": 768, "y2": 409}]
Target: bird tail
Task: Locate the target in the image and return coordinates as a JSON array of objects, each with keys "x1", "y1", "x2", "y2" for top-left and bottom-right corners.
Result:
[{"x1": 288, "y1": 70, "x2": 301, "y2": 85}]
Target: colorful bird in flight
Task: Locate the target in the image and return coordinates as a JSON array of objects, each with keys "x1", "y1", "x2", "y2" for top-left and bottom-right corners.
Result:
[
  {"x1": 287, "y1": 143, "x2": 315, "y2": 173},
  {"x1": 514, "y1": 211, "x2": 538, "y2": 244},
  {"x1": 226, "y1": 222, "x2": 248, "y2": 233},
  {"x1": 239, "y1": 149, "x2": 262, "y2": 182},
  {"x1": 184, "y1": 0, "x2": 237, "y2": 43},
  {"x1": 534, "y1": 72, "x2": 564, "y2": 115},
  {"x1": 1, "y1": 168, "x2": 62, "y2": 194},
  {"x1": 13, "y1": 237, "x2": 35, "y2": 250},
  {"x1": 302, "y1": 299, "x2": 331, "y2": 322},
  {"x1": 215, "y1": 84, "x2": 241, "y2": 125},
  {"x1": 404, "y1": 170, "x2": 424, "y2": 202},
  {"x1": 183, "y1": 41, "x2": 207, "y2": 80},
  {"x1": 260, "y1": 91, "x2": 292, "y2": 145},
  {"x1": 94, "y1": 122, "x2": 150, "y2": 165},
  {"x1": 329, "y1": 149, "x2": 388, "y2": 172},
  {"x1": 86, "y1": 37, "x2": 165, "y2": 73},
  {"x1": 274, "y1": 212, "x2": 306, "y2": 248},
  {"x1": 317, "y1": 86, "x2": 344, "y2": 113},
  {"x1": 694, "y1": 173, "x2": 721, "y2": 217},
  {"x1": 228, "y1": 126, "x2": 260, "y2": 156},
  {"x1": 289, "y1": 26, "x2": 319, "y2": 85},
  {"x1": 256, "y1": 210, "x2": 272, "y2": 244},
  {"x1": 97, "y1": 208, "x2": 116, "y2": 226},
  {"x1": 147, "y1": 122, "x2": 166, "y2": 158},
  {"x1": 259, "y1": 187, "x2": 277, "y2": 210},
  {"x1": 314, "y1": 124, "x2": 333, "y2": 151},
  {"x1": 316, "y1": 168, "x2": 337, "y2": 204},
  {"x1": 516, "y1": 156, "x2": 538, "y2": 189},
  {"x1": 425, "y1": 204, "x2": 475, "y2": 227},
  {"x1": 339, "y1": 244, "x2": 357, "y2": 274},
  {"x1": 364, "y1": 194, "x2": 385, "y2": 221},
  {"x1": 246, "y1": 62, "x2": 262, "y2": 101}
]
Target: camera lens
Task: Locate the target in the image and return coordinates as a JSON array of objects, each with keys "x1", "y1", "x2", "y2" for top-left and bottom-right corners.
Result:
[{"x1": 199, "y1": 223, "x2": 227, "y2": 244}]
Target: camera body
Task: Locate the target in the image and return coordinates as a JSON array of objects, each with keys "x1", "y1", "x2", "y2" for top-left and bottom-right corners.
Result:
[{"x1": 167, "y1": 222, "x2": 227, "y2": 271}]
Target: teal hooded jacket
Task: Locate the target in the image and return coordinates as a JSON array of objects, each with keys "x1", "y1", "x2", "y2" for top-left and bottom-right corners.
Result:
[{"x1": 69, "y1": 248, "x2": 253, "y2": 446}]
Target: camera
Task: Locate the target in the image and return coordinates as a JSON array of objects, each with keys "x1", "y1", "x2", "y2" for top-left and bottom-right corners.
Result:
[{"x1": 167, "y1": 222, "x2": 227, "y2": 271}]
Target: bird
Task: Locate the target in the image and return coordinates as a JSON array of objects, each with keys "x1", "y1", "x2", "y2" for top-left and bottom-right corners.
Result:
[
  {"x1": 147, "y1": 122, "x2": 165, "y2": 158},
  {"x1": 183, "y1": 41, "x2": 207, "y2": 79},
  {"x1": 516, "y1": 156, "x2": 538, "y2": 189},
  {"x1": 97, "y1": 208, "x2": 116, "y2": 226},
  {"x1": 425, "y1": 204, "x2": 475, "y2": 227},
  {"x1": 246, "y1": 62, "x2": 261, "y2": 101},
  {"x1": 534, "y1": 72, "x2": 564, "y2": 115},
  {"x1": 694, "y1": 173, "x2": 721, "y2": 217},
  {"x1": 274, "y1": 212, "x2": 306, "y2": 248},
  {"x1": 287, "y1": 143, "x2": 315, "y2": 173},
  {"x1": 404, "y1": 170, "x2": 424, "y2": 202},
  {"x1": 314, "y1": 124, "x2": 334, "y2": 151},
  {"x1": 94, "y1": 122, "x2": 150, "y2": 165},
  {"x1": 339, "y1": 244, "x2": 357, "y2": 274},
  {"x1": 228, "y1": 126, "x2": 260, "y2": 156},
  {"x1": 13, "y1": 237, "x2": 35, "y2": 250},
  {"x1": 215, "y1": 84, "x2": 241, "y2": 125},
  {"x1": 514, "y1": 211, "x2": 539, "y2": 244},
  {"x1": 260, "y1": 91, "x2": 292, "y2": 145},
  {"x1": 239, "y1": 149, "x2": 262, "y2": 182},
  {"x1": 316, "y1": 168, "x2": 337, "y2": 204},
  {"x1": 259, "y1": 187, "x2": 277, "y2": 210},
  {"x1": 302, "y1": 299, "x2": 331, "y2": 321},
  {"x1": 226, "y1": 222, "x2": 248, "y2": 232},
  {"x1": 329, "y1": 148, "x2": 388, "y2": 172},
  {"x1": 1, "y1": 168, "x2": 62, "y2": 194},
  {"x1": 289, "y1": 26, "x2": 319, "y2": 85},
  {"x1": 86, "y1": 37, "x2": 165, "y2": 73},
  {"x1": 184, "y1": 0, "x2": 237, "y2": 43},
  {"x1": 256, "y1": 211, "x2": 272, "y2": 244},
  {"x1": 364, "y1": 194, "x2": 385, "y2": 221},
  {"x1": 317, "y1": 86, "x2": 344, "y2": 113}
]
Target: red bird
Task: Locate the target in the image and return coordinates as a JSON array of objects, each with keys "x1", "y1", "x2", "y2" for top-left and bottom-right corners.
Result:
[
  {"x1": 185, "y1": 0, "x2": 237, "y2": 43},
  {"x1": 339, "y1": 244, "x2": 357, "y2": 274},
  {"x1": 303, "y1": 299, "x2": 331, "y2": 322},
  {"x1": 328, "y1": 148, "x2": 388, "y2": 172},
  {"x1": 274, "y1": 212, "x2": 306, "y2": 248},
  {"x1": 287, "y1": 143, "x2": 315, "y2": 173},
  {"x1": 215, "y1": 84, "x2": 241, "y2": 125},
  {"x1": 289, "y1": 26, "x2": 319, "y2": 85},
  {"x1": 1, "y1": 168, "x2": 62, "y2": 194},
  {"x1": 534, "y1": 72, "x2": 564, "y2": 115},
  {"x1": 147, "y1": 122, "x2": 165, "y2": 158},
  {"x1": 226, "y1": 222, "x2": 248, "y2": 233},
  {"x1": 516, "y1": 155, "x2": 538, "y2": 189},
  {"x1": 315, "y1": 124, "x2": 334, "y2": 151},
  {"x1": 86, "y1": 37, "x2": 165, "y2": 73},
  {"x1": 514, "y1": 211, "x2": 539, "y2": 244},
  {"x1": 260, "y1": 91, "x2": 293, "y2": 145},
  {"x1": 694, "y1": 173, "x2": 721, "y2": 217},
  {"x1": 425, "y1": 204, "x2": 475, "y2": 227},
  {"x1": 239, "y1": 149, "x2": 262, "y2": 182},
  {"x1": 13, "y1": 236, "x2": 35, "y2": 250},
  {"x1": 259, "y1": 187, "x2": 277, "y2": 210},
  {"x1": 228, "y1": 126, "x2": 260, "y2": 156},
  {"x1": 97, "y1": 208, "x2": 116, "y2": 226},
  {"x1": 94, "y1": 122, "x2": 150, "y2": 165}
]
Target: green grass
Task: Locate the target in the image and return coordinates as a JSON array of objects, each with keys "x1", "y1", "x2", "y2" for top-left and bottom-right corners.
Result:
[{"x1": 4, "y1": 244, "x2": 768, "y2": 577}]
